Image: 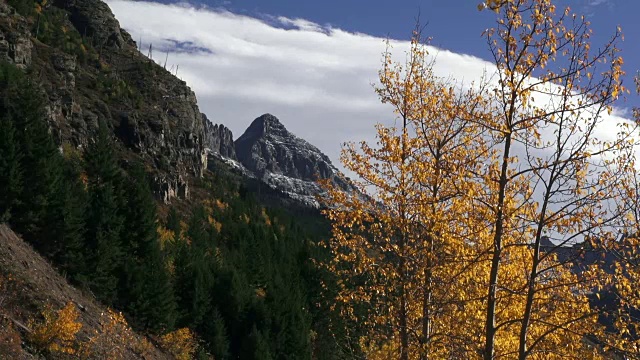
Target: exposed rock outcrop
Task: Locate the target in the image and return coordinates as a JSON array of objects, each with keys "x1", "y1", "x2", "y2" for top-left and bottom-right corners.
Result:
[
  {"x1": 2, "y1": 0, "x2": 355, "y2": 208},
  {"x1": 3, "y1": 0, "x2": 209, "y2": 202},
  {"x1": 0, "y1": 2, "x2": 32, "y2": 68},
  {"x1": 52, "y1": 0, "x2": 135, "y2": 49},
  {"x1": 235, "y1": 114, "x2": 356, "y2": 206},
  {"x1": 153, "y1": 174, "x2": 189, "y2": 204},
  {"x1": 203, "y1": 114, "x2": 237, "y2": 160}
]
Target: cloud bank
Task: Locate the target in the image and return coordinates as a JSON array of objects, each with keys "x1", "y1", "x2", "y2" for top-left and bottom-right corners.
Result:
[
  {"x1": 106, "y1": 0, "x2": 495, "y2": 172},
  {"x1": 106, "y1": 0, "x2": 632, "y2": 182}
]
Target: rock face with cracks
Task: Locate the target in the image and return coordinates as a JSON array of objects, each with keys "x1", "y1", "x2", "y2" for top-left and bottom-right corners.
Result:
[
  {"x1": 235, "y1": 114, "x2": 357, "y2": 207},
  {"x1": 2, "y1": 0, "x2": 209, "y2": 203},
  {"x1": 203, "y1": 114, "x2": 237, "y2": 160}
]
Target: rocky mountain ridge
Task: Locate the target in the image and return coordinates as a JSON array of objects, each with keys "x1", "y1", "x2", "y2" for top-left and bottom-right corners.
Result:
[
  {"x1": 233, "y1": 113, "x2": 357, "y2": 207},
  {"x1": 0, "y1": 0, "x2": 355, "y2": 208},
  {"x1": 202, "y1": 114, "x2": 237, "y2": 160}
]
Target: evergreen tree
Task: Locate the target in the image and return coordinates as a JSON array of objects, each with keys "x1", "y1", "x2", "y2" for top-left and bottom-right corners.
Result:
[
  {"x1": 166, "y1": 207, "x2": 181, "y2": 236},
  {"x1": 172, "y1": 207, "x2": 216, "y2": 328},
  {"x1": 205, "y1": 308, "x2": 230, "y2": 360},
  {"x1": 0, "y1": 114, "x2": 22, "y2": 223},
  {"x1": 0, "y1": 66, "x2": 23, "y2": 221},
  {"x1": 87, "y1": 182, "x2": 123, "y2": 304},
  {"x1": 121, "y1": 164, "x2": 176, "y2": 333},
  {"x1": 0, "y1": 63, "x2": 65, "y2": 255},
  {"x1": 241, "y1": 325, "x2": 273, "y2": 360},
  {"x1": 56, "y1": 159, "x2": 89, "y2": 282},
  {"x1": 174, "y1": 248, "x2": 213, "y2": 328},
  {"x1": 84, "y1": 121, "x2": 124, "y2": 304}
]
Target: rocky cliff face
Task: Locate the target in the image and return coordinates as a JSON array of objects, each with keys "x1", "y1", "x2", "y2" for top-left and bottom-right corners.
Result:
[
  {"x1": 53, "y1": 0, "x2": 134, "y2": 49},
  {"x1": 235, "y1": 114, "x2": 356, "y2": 206},
  {"x1": 0, "y1": 3, "x2": 32, "y2": 67},
  {"x1": 2, "y1": 0, "x2": 208, "y2": 203},
  {"x1": 203, "y1": 114, "x2": 237, "y2": 160}
]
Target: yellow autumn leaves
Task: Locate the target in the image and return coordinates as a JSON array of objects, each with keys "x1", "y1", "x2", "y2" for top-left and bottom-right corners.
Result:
[
  {"x1": 26, "y1": 302, "x2": 197, "y2": 359},
  {"x1": 322, "y1": 0, "x2": 640, "y2": 359}
]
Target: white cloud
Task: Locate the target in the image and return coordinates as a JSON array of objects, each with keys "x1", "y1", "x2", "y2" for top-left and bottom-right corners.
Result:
[
  {"x1": 105, "y1": 0, "x2": 494, "y2": 175},
  {"x1": 106, "y1": 0, "x2": 634, "y2": 185}
]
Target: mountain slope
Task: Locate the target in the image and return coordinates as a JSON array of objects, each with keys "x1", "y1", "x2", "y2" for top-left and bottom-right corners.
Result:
[
  {"x1": 0, "y1": 224, "x2": 173, "y2": 359},
  {"x1": 2, "y1": 0, "x2": 208, "y2": 204},
  {"x1": 0, "y1": 1, "x2": 359, "y2": 357}
]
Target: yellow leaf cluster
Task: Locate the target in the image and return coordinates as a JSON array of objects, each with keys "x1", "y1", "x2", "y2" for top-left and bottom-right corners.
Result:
[
  {"x1": 262, "y1": 207, "x2": 272, "y2": 227},
  {"x1": 158, "y1": 225, "x2": 175, "y2": 249},
  {"x1": 160, "y1": 328, "x2": 198, "y2": 360},
  {"x1": 28, "y1": 302, "x2": 82, "y2": 355}
]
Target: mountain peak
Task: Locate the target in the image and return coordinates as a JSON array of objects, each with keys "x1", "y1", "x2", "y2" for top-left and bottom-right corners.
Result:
[
  {"x1": 234, "y1": 114, "x2": 356, "y2": 204},
  {"x1": 243, "y1": 113, "x2": 288, "y2": 139}
]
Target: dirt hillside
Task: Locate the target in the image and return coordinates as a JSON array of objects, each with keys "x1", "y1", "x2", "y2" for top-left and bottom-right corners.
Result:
[{"x1": 0, "y1": 224, "x2": 173, "y2": 359}]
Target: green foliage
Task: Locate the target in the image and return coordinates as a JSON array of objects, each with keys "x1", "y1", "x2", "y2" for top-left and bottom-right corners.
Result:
[
  {"x1": 0, "y1": 62, "x2": 66, "y2": 257},
  {"x1": 7, "y1": 0, "x2": 35, "y2": 17},
  {"x1": 162, "y1": 170, "x2": 351, "y2": 359},
  {"x1": 56, "y1": 159, "x2": 89, "y2": 282},
  {"x1": 0, "y1": 50, "x2": 356, "y2": 360},
  {"x1": 84, "y1": 121, "x2": 125, "y2": 304},
  {"x1": 95, "y1": 73, "x2": 143, "y2": 107},
  {"x1": 121, "y1": 164, "x2": 176, "y2": 333},
  {"x1": 0, "y1": 112, "x2": 23, "y2": 223},
  {"x1": 204, "y1": 308, "x2": 230, "y2": 360}
]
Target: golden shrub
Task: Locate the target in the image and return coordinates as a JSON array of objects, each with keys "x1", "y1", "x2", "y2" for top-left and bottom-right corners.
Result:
[
  {"x1": 28, "y1": 302, "x2": 82, "y2": 355},
  {"x1": 159, "y1": 328, "x2": 197, "y2": 360}
]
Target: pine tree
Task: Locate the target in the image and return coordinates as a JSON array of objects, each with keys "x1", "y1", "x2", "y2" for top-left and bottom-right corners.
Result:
[
  {"x1": 56, "y1": 159, "x2": 89, "y2": 282},
  {"x1": 166, "y1": 207, "x2": 181, "y2": 236},
  {"x1": 0, "y1": 114, "x2": 23, "y2": 223},
  {"x1": 171, "y1": 207, "x2": 215, "y2": 328},
  {"x1": 241, "y1": 325, "x2": 272, "y2": 360},
  {"x1": 87, "y1": 182, "x2": 123, "y2": 304},
  {"x1": 84, "y1": 121, "x2": 124, "y2": 304},
  {"x1": 0, "y1": 65, "x2": 23, "y2": 222},
  {"x1": 174, "y1": 249, "x2": 213, "y2": 328},
  {"x1": 205, "y1": 308, "x2": 230, "y2": 360},
  {"x1": 122, "y1": 164, "x2": 176, "y2": 333},
  {"x1": 0, "y1": 63, "x2": 65, "y2": 255}
]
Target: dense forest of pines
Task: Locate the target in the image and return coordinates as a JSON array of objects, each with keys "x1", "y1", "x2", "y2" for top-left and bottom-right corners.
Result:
[{"x1": 0, "y1": 62, "x2": 359, "y2": 359}]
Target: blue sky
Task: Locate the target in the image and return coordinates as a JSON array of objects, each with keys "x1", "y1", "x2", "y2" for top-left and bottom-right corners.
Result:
[
  {"x1": 108, "y1": 0, "x2": 639, "y2": 173},
  {"x1": 247, "y1": 0, "x2": 635, "y2": 92},
  {"x1": 130, "y1": 0, "x2": 639, "y2": 108}
]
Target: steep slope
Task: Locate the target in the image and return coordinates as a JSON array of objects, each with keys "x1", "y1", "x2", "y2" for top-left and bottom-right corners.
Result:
[
  {"x1": 235, "y1": 113, "x2": 357, "y2": 206},
  {"x1": 1, "y1": 0, "x2": 207, "y2": 203},
  {"x1": 0, "y1": 224, "x2": 172, "y2": 359}
]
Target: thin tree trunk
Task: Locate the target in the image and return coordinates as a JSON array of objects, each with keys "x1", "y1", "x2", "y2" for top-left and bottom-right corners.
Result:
[
  {"x1": 517, "y1": 230, "x2": 542, "y2": 360},
  {"x1": 36, "y1": 13, "x2": 41, "y2": 39},
  {"x1": 518, "y1": 163, "x2": 555, "y2": 359},
  {"x1": 483, "y1": 132, "x2": 512, "y2": 360},
  {"x1": 420, "y1": 231, "x2": 434, "y2": 360},
  {"x1": 399, "y1": 113, "x2": 409, "y2": 360},
  {"x1": 400, "y1": 257, "x2": 409, "y2": 360}
]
